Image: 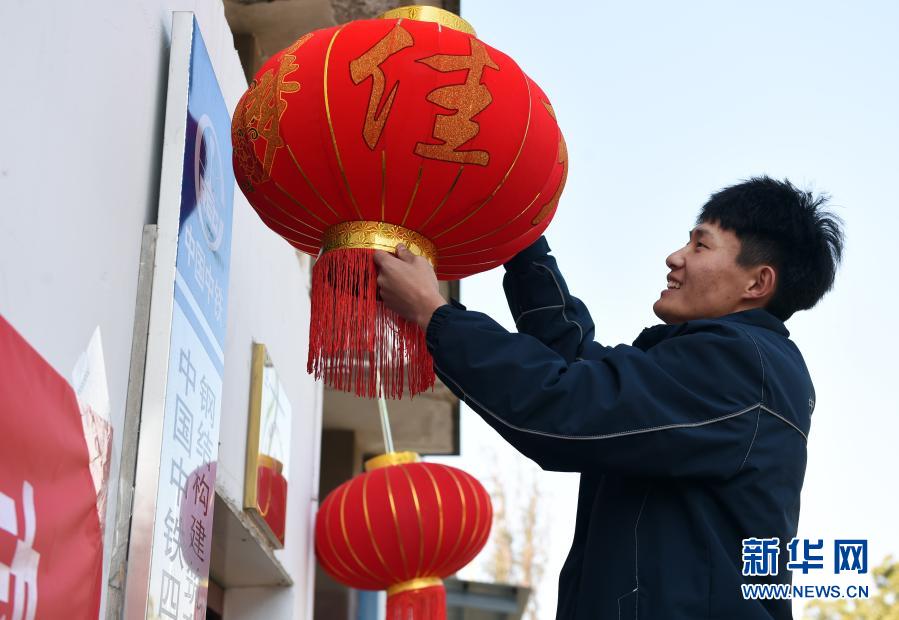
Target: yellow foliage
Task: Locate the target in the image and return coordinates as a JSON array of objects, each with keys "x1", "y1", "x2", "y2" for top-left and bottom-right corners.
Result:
[{"x1": 805, "y1": 556, "x2": 899, "y2": 620}]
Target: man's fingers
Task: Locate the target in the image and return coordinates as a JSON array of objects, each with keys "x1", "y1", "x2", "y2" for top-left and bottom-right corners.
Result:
[
  {"x1": 376, "y1": 272, "x2": 389, "y2": 301},
  {"x1": 396, "y1": 244, "x2": 416, "y2": 263},
  {"x1": 373, "y1": 249, "x2": 392, "y2": 267}
]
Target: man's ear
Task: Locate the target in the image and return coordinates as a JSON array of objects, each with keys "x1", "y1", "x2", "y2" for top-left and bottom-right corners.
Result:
[{"x1": 745, "y1": 265, "x2": 777, "y2": 302}]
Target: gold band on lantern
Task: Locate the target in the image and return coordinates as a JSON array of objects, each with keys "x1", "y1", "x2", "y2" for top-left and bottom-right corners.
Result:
[
  {"x1": 365, "y1": 451, "x2": 422, "y2": 472},
  {"x1": 386, "y1": 577, "x2": 444, "y2": 597},
  {"x1": 377, "y1": 6, "x2": 476, "y2": 37},
  {"x1": 321, "y1": 222, "x2": 437, "y2": 267}
]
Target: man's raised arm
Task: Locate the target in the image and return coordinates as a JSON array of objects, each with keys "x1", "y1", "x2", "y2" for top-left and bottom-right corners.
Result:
[
  {"x1": 425, "y1": 308, "x2": 765, "y2": 476},
  {"x1": 503, "y1": 237, "x2": 607, "y2": 363}
]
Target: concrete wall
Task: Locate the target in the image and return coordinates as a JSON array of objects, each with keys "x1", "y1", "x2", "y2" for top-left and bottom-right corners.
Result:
[{"x1": 0, "y1": 1, "x2": 322, "y2": 618}]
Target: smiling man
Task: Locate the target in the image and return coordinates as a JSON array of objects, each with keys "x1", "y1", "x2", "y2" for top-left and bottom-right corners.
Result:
[{"x1": 374, "y1": 176, "x2": 844, "y2": 619}]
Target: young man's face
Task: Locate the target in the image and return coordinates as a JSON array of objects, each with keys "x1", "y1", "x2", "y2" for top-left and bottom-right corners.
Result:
[{"x1": 653, "y1": 221, "x2": 764, "y2": 324}]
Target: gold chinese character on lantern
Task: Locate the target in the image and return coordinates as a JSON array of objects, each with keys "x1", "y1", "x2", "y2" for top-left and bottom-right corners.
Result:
[
  {"x1": 239, "y1": 34, "x2": 311, "y2": 176},
  {"x1": 350, "y1": 25, "x2": 414, "y2": 149},
  {"x1": 415, "y1": 39, "x2": 499, "y2": 166}
]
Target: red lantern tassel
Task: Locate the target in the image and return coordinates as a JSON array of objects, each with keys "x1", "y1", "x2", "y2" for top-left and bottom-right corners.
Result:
[
  {"x1": 387, "y1": 582, "x2": 447, "y2": 620},
  {"x1": 308, "y1": 248, "x2": 436, "y2": 398}
]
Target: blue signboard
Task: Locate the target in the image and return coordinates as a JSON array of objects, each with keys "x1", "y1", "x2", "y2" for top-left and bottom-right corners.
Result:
[
  {"x1": 175, "y1": 16, "x2": 235, "y2": 363},
  {"x1": 147, "y1": 16, "x2": 234, "y2": 620}
]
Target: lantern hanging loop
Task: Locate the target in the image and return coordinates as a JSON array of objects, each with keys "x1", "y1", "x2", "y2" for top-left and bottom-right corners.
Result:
[{"x1": 376, "y1": 6, "x2": 477, "y2": 36}]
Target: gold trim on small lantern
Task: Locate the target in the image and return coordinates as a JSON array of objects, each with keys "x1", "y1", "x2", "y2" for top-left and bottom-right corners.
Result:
[
  {"x1": 321, "y1": 221, "x2": 437, "y2": 267},
  {"x1": 386, "y1": 576, "x2": 444, "y2": 596},
  {"x1": 377, "y1": 6, "x2": 476, "y2": 37},
  {"x1": 365, "y1": 451, "x2": 422, "y2": 472},
  {"x1": 257, "y1": 453, "x2": 284, "y2": 475}
]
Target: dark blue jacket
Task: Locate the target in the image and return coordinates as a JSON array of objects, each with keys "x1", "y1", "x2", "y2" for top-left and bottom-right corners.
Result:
[{"x1": 425, "y1": 237, "x2": 813, "y2": 619}]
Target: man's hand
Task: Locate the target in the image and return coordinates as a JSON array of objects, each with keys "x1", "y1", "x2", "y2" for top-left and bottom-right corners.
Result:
[{"x1": 373, "y1": 244, "x2": 446, "y2": 330}]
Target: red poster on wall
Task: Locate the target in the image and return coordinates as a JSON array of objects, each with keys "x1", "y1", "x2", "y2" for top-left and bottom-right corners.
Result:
[{"x1": 0, "y1": 315, "x2": 102, "y2": 619}]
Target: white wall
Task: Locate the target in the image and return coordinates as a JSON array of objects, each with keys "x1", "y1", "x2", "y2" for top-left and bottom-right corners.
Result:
[
  {"x1": 218, "y1": 179, "x2": 323, "y2": 619},
  {"x1": 0, "y1": 1, "x2": 321, "y2": 617}
]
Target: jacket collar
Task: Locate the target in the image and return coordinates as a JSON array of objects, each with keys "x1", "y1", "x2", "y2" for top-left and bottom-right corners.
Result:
[
  {"x1": 633, "y1": 309, "x2": 789, "y2": 351},
  {"x1": 718, "y1": 308, "x2": 789, "y2": 336}
]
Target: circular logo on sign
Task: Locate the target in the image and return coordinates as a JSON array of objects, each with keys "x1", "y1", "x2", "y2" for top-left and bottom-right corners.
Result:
[{"x1": 194, "y1": 114, "x2": 225, "y2": 252}]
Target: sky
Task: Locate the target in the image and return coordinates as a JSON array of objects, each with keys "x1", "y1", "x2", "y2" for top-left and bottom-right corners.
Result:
[{"x1": 427, "y1": 1, "x2": 899, "y2": 618}]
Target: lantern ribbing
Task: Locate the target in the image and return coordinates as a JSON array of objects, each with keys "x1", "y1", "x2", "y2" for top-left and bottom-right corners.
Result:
[{"x1": 315, "y1": 454, "x2": 492, "y2": 620}]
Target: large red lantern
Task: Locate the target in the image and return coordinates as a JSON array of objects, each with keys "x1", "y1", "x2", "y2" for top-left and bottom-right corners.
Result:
[
  {"x1": 315, "y1": 452, "x2": 492, "y2": 619},
  {"x1": 232, "y1": 6, "x2": 567, "y2": 398}
]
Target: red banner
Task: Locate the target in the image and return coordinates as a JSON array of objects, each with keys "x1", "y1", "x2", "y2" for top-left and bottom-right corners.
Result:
[{"x1": 0, "y1": 315, "x2": 102, "y2": 619}]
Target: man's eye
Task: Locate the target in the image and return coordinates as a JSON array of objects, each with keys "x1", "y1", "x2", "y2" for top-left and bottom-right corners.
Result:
[{"x1": 696, "y1": 242, "x2": 707, "y2": 249}]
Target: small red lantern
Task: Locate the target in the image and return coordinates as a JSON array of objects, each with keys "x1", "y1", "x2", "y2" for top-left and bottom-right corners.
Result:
[
  {"x1": 315, "y1": 452, "x2": 492, "y2": 619},
  {"x1": 232, "y1": 6, "x2": 567, "y2": 398},
  {"x1": 254, "y1": 455, "x2": 288, "y2": 545}
]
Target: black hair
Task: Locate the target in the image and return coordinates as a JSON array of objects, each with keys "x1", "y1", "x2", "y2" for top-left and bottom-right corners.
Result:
[{"x1": 697, "y1": 176, "x2": 844, "y2": 321}]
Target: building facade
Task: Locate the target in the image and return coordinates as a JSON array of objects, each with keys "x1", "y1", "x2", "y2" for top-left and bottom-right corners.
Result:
[{"x1": 0, "y1": 1, "x2": 460, "y2": 618}]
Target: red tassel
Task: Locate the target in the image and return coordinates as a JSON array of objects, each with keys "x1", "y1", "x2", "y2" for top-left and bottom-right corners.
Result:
[
  {"x1": 308, "y1": 248, "x2": 436, "y2": 398},
  {"x1": 387, "y1": 584, "x2": 447, "y2": 620}
]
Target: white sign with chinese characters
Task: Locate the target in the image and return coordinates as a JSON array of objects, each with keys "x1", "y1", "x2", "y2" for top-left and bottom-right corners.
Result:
[{"x1": 147, "y1": 299, "x2": 221, "y2": 620}]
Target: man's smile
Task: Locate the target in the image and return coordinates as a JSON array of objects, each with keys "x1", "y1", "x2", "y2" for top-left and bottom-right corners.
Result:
[{"x1": 662, "y1": 275, "x2": 683, "y2": 296}]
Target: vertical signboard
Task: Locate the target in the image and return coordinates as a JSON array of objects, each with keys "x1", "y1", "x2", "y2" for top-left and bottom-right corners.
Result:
[{"x1": 125, "y1": 12, "x2": 234, "y2": 620}]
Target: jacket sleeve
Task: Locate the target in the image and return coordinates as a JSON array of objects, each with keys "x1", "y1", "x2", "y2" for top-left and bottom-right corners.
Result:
[
  {"x1": 426, "y1": 305, "x2": 765, "y2": 478},
  {"x1": 503, "y1": 237, "x2": 609, "y2": 363}
]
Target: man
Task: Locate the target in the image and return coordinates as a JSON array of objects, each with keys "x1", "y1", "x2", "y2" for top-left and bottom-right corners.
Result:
[{"x1": 373, "y1": 176, "x2": 844, "y2": 619}]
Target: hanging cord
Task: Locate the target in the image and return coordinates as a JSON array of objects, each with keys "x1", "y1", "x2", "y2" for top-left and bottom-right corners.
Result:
[{"x1": 374, "y1": 351, "x2": 395, "y2": 454}]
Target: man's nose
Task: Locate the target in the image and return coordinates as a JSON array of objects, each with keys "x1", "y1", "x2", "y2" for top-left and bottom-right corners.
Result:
[{"x1": 666, "y1": 247, "x2": 685, "y2": 270}]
